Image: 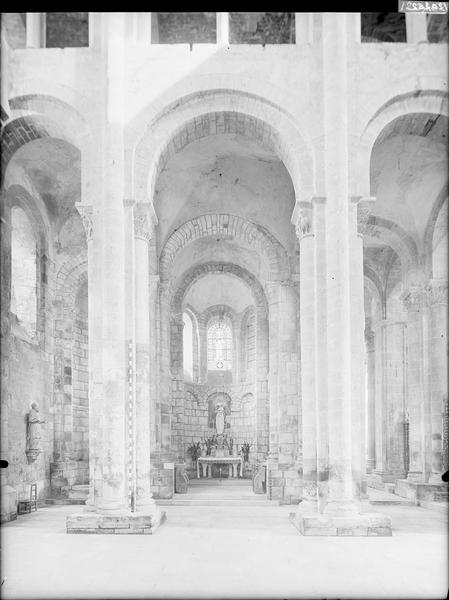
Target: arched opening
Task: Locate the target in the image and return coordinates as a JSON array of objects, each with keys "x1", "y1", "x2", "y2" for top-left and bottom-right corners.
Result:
[
  {"x1": 207, "y1": 315, "x2": 233, "y2": 372},
  {"x1": 364, "y1": 108, "x2": 448, "y2": 493},
  {"x1": 10, "y1": 206, "x2": 37, "y2": 337}
]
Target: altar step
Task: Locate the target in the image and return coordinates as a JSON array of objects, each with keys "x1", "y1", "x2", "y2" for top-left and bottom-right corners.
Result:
[{"x1": 157, "y1": 495, "x2": 272, "y2": 507}]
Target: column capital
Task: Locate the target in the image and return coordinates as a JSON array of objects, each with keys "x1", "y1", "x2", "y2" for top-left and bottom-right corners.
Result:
[
  {"x1": 351, "y1": 196, "x2": 376, "y2": 235},
  {"x1": 364, "y1": 327, "x2": 375, "y2": 350},
  {"x1": 425, "y1": 280, "x2": 448, "y2": 306},
  {"x1": 401, "y1": 285, "x2": 426, "y2": 312},
  {"x1": 294, "y1": 202, "x2": 314, "y2": 241},
  {"x1": 75, "y1": 204, "x2": 93, "y2": 242},
  {"x1": 133, "y1": 202, "x2": 157, "y2": 243}
]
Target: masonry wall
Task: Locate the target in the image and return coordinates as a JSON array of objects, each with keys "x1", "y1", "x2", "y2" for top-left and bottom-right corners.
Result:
[{"x1": 1, "y1": 201, "x2": 55, "y2": 520}]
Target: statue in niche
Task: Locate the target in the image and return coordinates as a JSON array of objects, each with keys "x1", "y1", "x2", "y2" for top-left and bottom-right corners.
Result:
[
  {"x1": 215, "y1": 403, "x2": 226, "y2": 436},
  {"x1": 26, "y1": 402, "x2": 46, "y2": 462}
]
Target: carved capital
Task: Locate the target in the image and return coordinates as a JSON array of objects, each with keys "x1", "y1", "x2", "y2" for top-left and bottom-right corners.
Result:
[
  {"x1": 402, "y1": 286, "x2": 425, "y2": 312},
  {"x1": 134, "y1": 203, "x2": 155, "y2": 243},
  {"x1": 76, "y1": 205, "x2": 93, "y2": 242},
  {"x1": 295, "y1": 204, "x2": 313, "y2": 241},
  {"x1": 426, "y1": 281, "x2": 448, "y2": 307},
  {"x1": 364, "y1": 328, "x2": 375, "y2": 350},
  {"x1": 354, "y1": 196, "x2": 376, "y2": 236}
]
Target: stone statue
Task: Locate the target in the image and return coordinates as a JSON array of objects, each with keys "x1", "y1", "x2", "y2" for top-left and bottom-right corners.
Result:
[
  {"x1": 215, "y1": 403, "x2": 226, "y2": 435},
  {"x1": 26, "y1": 402, "x2": 46, "y2": 461}
]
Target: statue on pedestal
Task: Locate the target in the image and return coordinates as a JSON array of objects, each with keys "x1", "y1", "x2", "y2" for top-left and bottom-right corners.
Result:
[
  {"x1": 26, "y1": 402, "x2": 46, "y2": 462},
  {"x1": 215, "y1": 403, "x2": 226, "y2": 435}
]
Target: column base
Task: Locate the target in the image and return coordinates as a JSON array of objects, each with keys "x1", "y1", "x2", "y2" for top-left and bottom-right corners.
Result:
[
  {"x1": 289, "y1": 511, "x2": 392, "y2": 536},
  {"x1": 66, "y1": 508, "x2": 166, "y2": 534}
]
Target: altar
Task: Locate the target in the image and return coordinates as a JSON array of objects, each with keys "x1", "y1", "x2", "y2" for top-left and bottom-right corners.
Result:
[{"x1": 197, "y1": 456, "x2": 243, "y2": 479}]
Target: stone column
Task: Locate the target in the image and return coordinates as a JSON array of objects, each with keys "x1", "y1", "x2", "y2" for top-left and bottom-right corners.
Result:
[
  {"x1": 426, "y1": 280, "x2": 448, "y2": 483},
  {"x1": 67, "y1": 14, "x2": 164, "y2": 533},
  {"x1": 295, "y1": 13, "x2": 313, "y2": 44},
  {"x1": 133, "y1": 203, "x2": 160, "y2": 514},
  {"x1": 403, "y1": 288, "x2": 426, "y2": 483},
  {"x1": 75, "y1": 204, "x2": 96, "y2": 510},
  {"x1": 312, "y1": 197, "x2": 329, "y2": 512},
  {"x1": 267, "y1": 282, "x2": 281, "y2": 499},
  {"x1": 405, "y1": 13, "x2": 428, "y2": 43},
  {"x1": 216, "y1": 13, "x2": 229, "y2": 45},
  {"x1": 198, "y1": 319, "x2": 208, "y2": 383},
  {"x1": 373, "y1": 320, "x2": 387, "y2": 478},
  {"x1": 365, "y1": 328, "x2": 376, "y2": 474},
  {"x1": 296, "y1": 204, "x2": 317, "y2": 513},
  {"x1": 322, "y1": 13, "x2": 355, "y2": 516},
  {"x1": 292, "y1": 14, "x2": 391, "y2": 535},
  {"x1": 255, "y1": 306, "x2": 269, "y2": 462},
  {"x1": 350, "y1": 198, "x2": 375, "y2": 499},
  {"x1": 26, "y1": 13, "x2": 45, "y2": 48},
  {"x1": 372, "y1": 319, "x2": 407, "y2": 483}
]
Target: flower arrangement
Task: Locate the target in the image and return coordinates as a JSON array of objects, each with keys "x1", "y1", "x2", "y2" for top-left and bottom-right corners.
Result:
[
  {"x1": 225, "y1": 436, "x2": 234, "y2": 455},
  {"x1": 203, "y1": 435, "x2": 217, "y2": 456},
  {"x1": 187, "y1": 441, "x2": 202, "y2": 463},
  {"x1": 240, "y1": 442, "x2": 251, "y2": 463}
]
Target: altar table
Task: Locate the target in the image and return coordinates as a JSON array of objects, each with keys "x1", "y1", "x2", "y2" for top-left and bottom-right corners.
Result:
[{"x1": 197, "y1": 456, "x2": 243, "y2": 478}]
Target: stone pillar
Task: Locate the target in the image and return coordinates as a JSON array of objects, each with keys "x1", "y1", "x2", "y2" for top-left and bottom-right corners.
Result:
[
  {"x1": 322, "y1": 13, "x2": 355, "y2": 516},
  {"x1": 426, "y1": 280, "x2": 448, "y2": 483},
  {"x1": 405, "y1": 13, "x2": 428, "y2": 43},
  {"x1": 26, "y1": 13, "x2": 45, "y2": 48},
  {"x1": 267, "y1": 282, "x2": 280, "y2": 499},
  {"x1": 312, "y1": 197, "x2": 329, "y2": 511},
  {"x1": 403, "y1": 288, "x2": 426, "y2": 483},
  {"x1": 295, "y1": 13, "x2": 313, "y2": 44},
  {"x1": 75, "y1": 204, "x2": 95, "y2": 510},
  {"x1": 296, "y1": 204, "x2": 317, "y2": 513},
  {"x1": 255, "y1": 306, "x2": 269, "y2": 462},
  {"x1": 365, "y1": 328, "x2": 376, "y2": 474},
  {"x1": 349, "y1": 199, "x2": 370, "y2": 500},
  {"x1": 292, "y1": 14, "x2": 391, "y2": 535},
  {"x1": 372, "y1": 319, "x2": 407, "y2": 484},
  {"x1": 67, "y1": 14, "x2": 164, "y2": 533},
  {"x1": 133, "y1": 203, "x2": 160, "y2": 514},
  {"x1": 217, "y1": 13, "x2": 229, "y2": 45},
  {"x1": 198, "y1": 320, "x2": 208, "y2": 383}
]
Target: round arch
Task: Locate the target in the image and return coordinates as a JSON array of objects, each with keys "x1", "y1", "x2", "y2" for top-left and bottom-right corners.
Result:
[
  {"x1": 364, "y1": 216, "x2": 418, "y2": 276},
  {"x1": 160, "y1": 213, "x2": 290, "y2": 282},
  {"x1": 355, "y1": 90, "x2": 448, "y2": 197},
  {"x1": 171, "y1": 262, "x2": 268, "y2": 317},
  {"x1": 128, "y1": 89, "x2": 314, "y2": 206},
  {"x1": 423, "y1": 185, "x2": 448, "y2": 279}
]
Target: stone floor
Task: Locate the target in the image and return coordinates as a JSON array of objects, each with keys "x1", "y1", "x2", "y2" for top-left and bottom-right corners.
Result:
[{"x1": 1, "y1": 484, "x2": 448, "y2": 599}]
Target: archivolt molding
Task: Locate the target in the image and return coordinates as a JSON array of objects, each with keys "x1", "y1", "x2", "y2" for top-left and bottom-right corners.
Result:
[
  {"x1": 171, "y1": 262, "x2": 268, "y2": 317},
  {"x1": 423, "y1": 185, "x2": 448, "y2": 278},
  {"x1": 129, "y1": 89, "x2": 315, "y2": 206},
  {"x1": 355, "y1": 89, "x2": 448, "y2": 198},
  {"x1": 4, "y1": 184, "x2": 53, "y2": 260},
  {"x1": 160, "y1": 214, "x2": 289, "y2": 282},
  {"x1": 55, "y1": 256, "x2": 88, "y2": 313},
  {"x1": 199, "y1": 304, "x2": 238, "y2": 328},
  {"x1": 364, "y1": 216, "x2": 418, "y2": 272}
]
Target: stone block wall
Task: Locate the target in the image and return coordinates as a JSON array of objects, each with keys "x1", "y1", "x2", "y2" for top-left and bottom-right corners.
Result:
[{"x1": 150, "y1": 460, "x2": 174, "y2": 499}]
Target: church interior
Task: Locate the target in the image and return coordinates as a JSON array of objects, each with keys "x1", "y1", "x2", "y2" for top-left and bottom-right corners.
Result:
[{"x1": 0, "y1": 11, "x2": 447, "y2": 599}]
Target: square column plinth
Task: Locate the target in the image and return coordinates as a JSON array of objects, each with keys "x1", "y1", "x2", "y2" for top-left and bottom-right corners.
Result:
[
  {"x1": 290, "y1": 512, "x2": 392, "y2": 536},
  {"x1": 66, "y1": 510, "x2": 166, "y2": 534}
]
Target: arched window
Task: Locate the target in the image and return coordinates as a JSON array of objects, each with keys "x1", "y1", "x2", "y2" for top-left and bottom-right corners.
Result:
[
  {"x1": 11, "y1": 206, "x2": 37, "y2": 336},
  {"x1": 183, "y1": 311, "x2": 194, "y2": 381},
  {"x1": 207, "y1": 316, "x2": 232, "y2": 371}
]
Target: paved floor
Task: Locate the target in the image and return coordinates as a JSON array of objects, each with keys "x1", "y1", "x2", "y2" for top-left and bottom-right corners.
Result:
[{"x1": 1, "y1": 486, "x2": 448, "y2": 600}]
